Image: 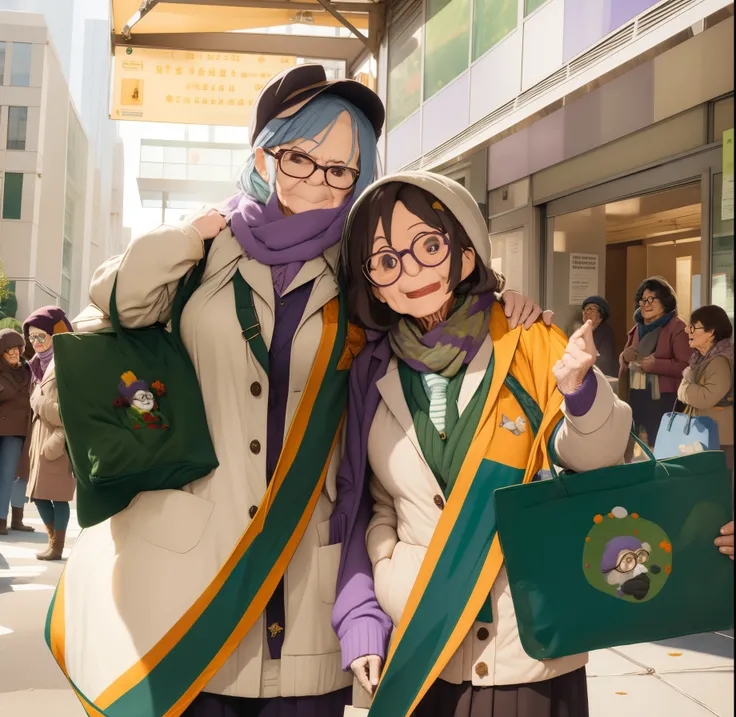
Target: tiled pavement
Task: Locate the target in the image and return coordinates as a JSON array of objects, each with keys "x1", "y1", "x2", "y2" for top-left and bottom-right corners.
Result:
[{"x1": 2, "y1": 504, "x2": 733, "y2": 716}]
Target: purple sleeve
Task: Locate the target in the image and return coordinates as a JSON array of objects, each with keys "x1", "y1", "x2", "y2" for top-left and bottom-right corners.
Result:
[
  {"x1": 330, "y1": 341, "x2": 393, "y2": 670},
  {"x1": 561, "y1": 369, "x2": 598, "y2": 417}
]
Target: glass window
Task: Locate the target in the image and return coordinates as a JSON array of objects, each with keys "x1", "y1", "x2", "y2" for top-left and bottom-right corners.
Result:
[
  {"x1": 712, "y1": 173, "x2": 734, "y2": 325},
  {"x1": 7, "y1": 106, "x2": 28, "y2": 151},
  {"x1": 162, "y1": 162, "x2": 187, "y2": 180},
  {"x1": 424, "y1": 0, "x2": 471, "y2": 101},
  {"x1": 387, "y1": 7, "x2": 423, "y2": 131},
  {"x1": 140, "y1": 144, "x2": 164, "y2": 163},
  {"x1": 61, "y1": 275, "x2": 72, "y2": 302},
  {"x1": 10, "y1": 43, "x2": 32, "y2": 87},
  {"x1": 525, "y1": 0, "x2": 548, "y2": 15},
  {"x1": 62, "y1": 239, "x2": 73, "y2": 276},
  {"x1": 2, "y1": 172, "x2": 23, "y2": 219},
  {"x1": 163, "y1": 146, "x2": 187, "y2": 164},
  {"x1": 473, "y1": 0, "x2": 518, "y2": 61},
  {"x1": 139, "y1": 162, "x2": 164, "y2": 179},
  {"x1": 0, "y1": 42, "x2": 6, "y2": 86}
]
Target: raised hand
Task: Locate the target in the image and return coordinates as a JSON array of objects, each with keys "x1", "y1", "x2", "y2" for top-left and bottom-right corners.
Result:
[{"x1": 553, "y1": 320, "x2": 597, "y2": 394}]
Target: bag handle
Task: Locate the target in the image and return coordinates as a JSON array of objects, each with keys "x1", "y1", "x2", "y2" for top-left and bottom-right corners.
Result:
[
  {"x1": 170, "y1": 238, "x2": 214, "y2": 337},
  {"x1": 665, "y1": 404, "x2": 694, "y2": 436},
  {"x1": 545, "y1": 427, "x2": 655, "y2": 483},
  {"x1": 108, "y1": 239, "x2": 214, "y2": 337}
]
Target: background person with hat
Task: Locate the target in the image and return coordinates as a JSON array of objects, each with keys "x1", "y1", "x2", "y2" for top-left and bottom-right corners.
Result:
[
  {"x1": 53, "y1": 64, "x2": 547, "y2": 717},
  {"x1": 0, "y1": 328, "x2": 33, "y2": 535},
  {"x1": 580, "y1": 296, "x2": 617, "y2": 378},
  {"x1": 23, "y1": 306, "x2": 75, "y2": 560}
]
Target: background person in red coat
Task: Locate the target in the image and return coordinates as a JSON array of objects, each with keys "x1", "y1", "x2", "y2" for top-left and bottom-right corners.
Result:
[{"x1": 618, "y1": 277, "x2": 693, "y2": 448}]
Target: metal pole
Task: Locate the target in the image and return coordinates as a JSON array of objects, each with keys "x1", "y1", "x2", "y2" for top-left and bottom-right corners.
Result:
[
  {"x1": 122, "y1": 0, "x2": 161, "y2": 41},
  {"x1": 313, "y1": 0, "x2": 373, "y2": 52}
]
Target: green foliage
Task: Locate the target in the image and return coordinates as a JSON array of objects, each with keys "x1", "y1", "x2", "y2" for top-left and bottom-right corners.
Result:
[{"x1": 0, "y1": 317, "x2": 22, "y2": 333}]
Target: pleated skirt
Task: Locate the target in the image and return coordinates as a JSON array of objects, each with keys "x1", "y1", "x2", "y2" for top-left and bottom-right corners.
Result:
[{"x1": 412, "y1": 668, "x2": 589, "y2": 717}]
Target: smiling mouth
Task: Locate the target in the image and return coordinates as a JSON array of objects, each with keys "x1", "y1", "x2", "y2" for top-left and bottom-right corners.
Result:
[{"x1": 406, "y1": 282, "x2": 441, "y2": 299}]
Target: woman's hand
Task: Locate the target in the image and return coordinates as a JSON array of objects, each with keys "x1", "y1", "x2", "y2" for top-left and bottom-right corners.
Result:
[
  {"x1": 638, "y1": 355, "x2": 656, "y2": 373},
  {"x1": 553, "y1": 321, "x2": 597, "y2": 394},
  {"x1": 501, "y1": 291, "x2": 554, "y2": 330},
  {"x1": 682, "y1": 366, "x2": 694, "y2": 384},
  {"x1": 715, "y1": 521, "x2": 734, "y2": 560},
  {"x1": 192, "y1": 210, "x2": 227, "y2": 241},
  {"x1": 351, "y1": 654, "x2": 383, "y2": 695},
  {"x1": 622, "y1": 345, "x2": 638, "y2": 364}
]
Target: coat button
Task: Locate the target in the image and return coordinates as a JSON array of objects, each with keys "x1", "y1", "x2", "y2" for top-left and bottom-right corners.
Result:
[
  {"x1": 477, "y1": 627, "x2": 490, "y2": 640},
  {"x1": 475, "y1": 662, "x2": 489, "y2": 678},
  {"x1": 433, "y1": 494, "x2": 445, "y2": 509},
  {"x1": 248, "y1": 505, "x2": 257, "y2": 519},
  {"x1": 250, "y1": 382, "x2": 262, "y2": 397},
  {"x1": 250, "y1": 440, "x2": 261, "y2": 454}
]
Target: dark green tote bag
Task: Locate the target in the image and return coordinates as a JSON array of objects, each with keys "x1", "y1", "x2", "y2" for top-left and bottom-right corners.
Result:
[
  {"x1": 54, "y1": 249, "x2": 219, "y2": 528},
  {"x1": 494, "y1": 437, "x2": 733, "y2": 661}
]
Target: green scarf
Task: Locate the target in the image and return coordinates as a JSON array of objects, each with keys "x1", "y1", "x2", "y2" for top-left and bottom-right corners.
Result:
[{"x1": 399, "y1": 356, "x2": 494, "y2": 498}]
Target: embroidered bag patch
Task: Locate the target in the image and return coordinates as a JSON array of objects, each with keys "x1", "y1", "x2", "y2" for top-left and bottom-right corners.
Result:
[
  {"x1": 583, "y1": 506, "x2": 672, "y2": 603},
  {"x1": 114, "y1": 371, "x2": 170, "y2": 431}
]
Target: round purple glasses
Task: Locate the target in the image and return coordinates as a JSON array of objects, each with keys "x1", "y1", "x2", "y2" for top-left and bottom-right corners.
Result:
[{"x1": 363, "y1": 232, "x2": 450, "y2": 288}]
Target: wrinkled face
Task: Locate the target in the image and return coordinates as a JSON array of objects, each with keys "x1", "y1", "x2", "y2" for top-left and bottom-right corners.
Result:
[
  {"x1": 688, "y1": 321, "x2": 714, "y2": 354},
  {"x1": 131, "y1": 390, "x2": 155, "y2": 412},
  {"x1": 2, "y1": 347, "x2": 21, "y2": 366},
  {"x1": 582, "y1": 303, "x2": 603, "y2": 329},
  {"x1": 369, "y1": 201, "x2": 475, "y2": 320},
  {"x1": 639, "y1": 289, "x2": 665, "y2": 322},
  {"x1": 255, "y1": 111, "x2": 359, "y2": 214},
  {"x1": 27, "y1": 327, "x2": 53, "y2": 355}
]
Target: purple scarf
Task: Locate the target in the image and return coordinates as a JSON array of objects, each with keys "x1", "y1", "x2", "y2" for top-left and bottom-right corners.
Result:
[
  {"x1": 30, "y1": 347, "x2": 53, "y2": 385},
  {"x1": 229, "y1": 193, "x2": 351, "y2": 267}
]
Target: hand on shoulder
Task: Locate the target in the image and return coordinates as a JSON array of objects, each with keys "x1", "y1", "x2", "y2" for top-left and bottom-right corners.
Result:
[{"x1": 192, "y1": 209, "x2": 227, "y2": 241}]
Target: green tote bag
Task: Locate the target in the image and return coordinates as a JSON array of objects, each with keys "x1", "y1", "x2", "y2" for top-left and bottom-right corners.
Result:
[
  {"x1": 494, "y1": 437, "x2": 734, "y2": 661},
  {"x1": 53, "y1": 249, "x2": 218, "y2": 528}
]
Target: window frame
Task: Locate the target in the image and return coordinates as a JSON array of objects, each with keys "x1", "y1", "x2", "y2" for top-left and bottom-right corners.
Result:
[{"x1": 7, "y1": 106, "x2": 28, "y2": 151}]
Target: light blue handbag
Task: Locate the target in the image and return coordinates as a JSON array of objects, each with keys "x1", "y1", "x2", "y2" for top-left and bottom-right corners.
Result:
[{"x1": 653, "y1": 409, "x2": 720, "y2": 460}]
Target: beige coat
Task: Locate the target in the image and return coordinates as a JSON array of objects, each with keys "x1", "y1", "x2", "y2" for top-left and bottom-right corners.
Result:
[
  {"x1": 366, "y1": 338, "x2": 633, "y2": 688},
  {"x1": 26, "y1": 362, "x2": 75, "y2": 503},
  {"x1": 60, "y1": 222, "x2": 350, "y2": 702},
  {"x1": 677, "y1": 355, "x2": 734, "y2": 446}
]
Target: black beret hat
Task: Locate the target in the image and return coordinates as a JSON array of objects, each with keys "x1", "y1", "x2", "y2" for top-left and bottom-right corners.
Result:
[{"x1": 248, "y1": 63, "x2": 385, "y2": 145}]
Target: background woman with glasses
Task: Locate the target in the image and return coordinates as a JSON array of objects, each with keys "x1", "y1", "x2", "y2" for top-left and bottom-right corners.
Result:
[
  {"x1": 618, "y1": 277, "x2": 692, "y2": 448},
  {"x1": 22, "y1": 307, "x2": 75, "y2": 560},
  {"x1": 678, "y1": 304, "x2": 734, "y2": 471}
]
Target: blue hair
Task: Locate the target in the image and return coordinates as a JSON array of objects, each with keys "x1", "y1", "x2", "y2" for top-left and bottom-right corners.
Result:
[{"x1": 239, "y1": 94, "x2": 377, "y2": 204}]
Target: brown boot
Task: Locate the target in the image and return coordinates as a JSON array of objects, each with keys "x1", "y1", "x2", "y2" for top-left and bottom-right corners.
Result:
[
  {"x1": 0, "y1": 518, "x2": 7, "y2": 536},
  {"x1": 41, "y1": 530, "x2": 66, "y2": 561},
  {"x1": 36, "y1": 524, "x2": 55, "y2": 560},
  {"x1": 11, "y1": 506, "x2": 35, "y2": 532}
]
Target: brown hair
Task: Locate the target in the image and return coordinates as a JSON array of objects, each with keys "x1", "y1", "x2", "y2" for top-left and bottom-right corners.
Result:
[
  {"x1": 690, "y1": 305, "x2": 733, "y2": 342},
  {"x1": 339, "y1": 182, "x2": 503, "y2": 331}
]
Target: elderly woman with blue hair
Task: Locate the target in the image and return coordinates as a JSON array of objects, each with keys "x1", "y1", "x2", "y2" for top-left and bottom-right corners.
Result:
[{"x1": 54, "y1": 66, "x2": 546, "y2": 717}]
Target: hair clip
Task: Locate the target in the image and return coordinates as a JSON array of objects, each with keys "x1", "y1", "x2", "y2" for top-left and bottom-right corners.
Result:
[{"x1": 432, "y1": 201, "x2": 444, "y2": 211}]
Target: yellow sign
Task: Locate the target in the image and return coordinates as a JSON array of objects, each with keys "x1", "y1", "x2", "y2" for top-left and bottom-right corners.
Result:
[{"x1": 111, "y1": 47, "x2": 297, "y2": 126}]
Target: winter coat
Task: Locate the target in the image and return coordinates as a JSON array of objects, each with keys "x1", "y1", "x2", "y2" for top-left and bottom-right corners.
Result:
[{"x1": 26, "y1": 361, "x2": 75, "y2": 502}]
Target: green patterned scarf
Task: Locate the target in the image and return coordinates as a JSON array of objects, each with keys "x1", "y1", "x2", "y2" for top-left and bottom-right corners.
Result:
[{"x1": 389, "y1": 292, "x2": 495, "y2": 378}]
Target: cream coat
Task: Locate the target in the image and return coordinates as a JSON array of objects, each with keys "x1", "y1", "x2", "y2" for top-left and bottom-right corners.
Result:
[
  {"x1": 366, "y1": 337, "x2": 632, "y2": 687},
  {"x1": 61, "y1": 222, "x2": 350, "y2": 701},
  {"x1": 26, "y1": 363, "x2": 75, "y2": 503}
]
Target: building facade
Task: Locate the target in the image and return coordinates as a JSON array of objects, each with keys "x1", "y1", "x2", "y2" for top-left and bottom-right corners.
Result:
[
  {"x1": 0, "y1": 11, "x2": 123, "y2": 321},
  {"x1": 374, "y1": 0, "x2": 734, "y2": 354}
]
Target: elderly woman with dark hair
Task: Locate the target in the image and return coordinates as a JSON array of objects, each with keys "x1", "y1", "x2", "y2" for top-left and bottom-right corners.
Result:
[
  {"x1": 581, "y1": 296, "x2": 617, "y2": 377},
  {"x1": 678, "y1": 304, "x2": 734, "y2": 471},
  {"x1": 619, "y1": 277, "x2": 692, "y2": 447}
]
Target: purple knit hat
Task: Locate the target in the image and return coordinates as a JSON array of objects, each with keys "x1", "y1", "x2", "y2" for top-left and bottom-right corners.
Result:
[
  {"x1": 23, "y1": 306, "x2": 73, "y2": 340},
  {"x1": 600, "y1": 536, "x2": 644, "y2": 573},
  {"x1": 118, "y1": 371, "x2": 150, "y2": 403}
]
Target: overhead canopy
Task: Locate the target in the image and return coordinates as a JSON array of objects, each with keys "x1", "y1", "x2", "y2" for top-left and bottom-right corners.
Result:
[{"x1": 111, "y1": 0, "x2": 386, "y2": 71}]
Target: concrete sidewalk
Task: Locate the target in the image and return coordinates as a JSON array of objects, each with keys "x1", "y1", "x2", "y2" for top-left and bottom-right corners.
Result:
[{"x1": 2, "y1": 503, "x2": 733, "y2": 716}]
